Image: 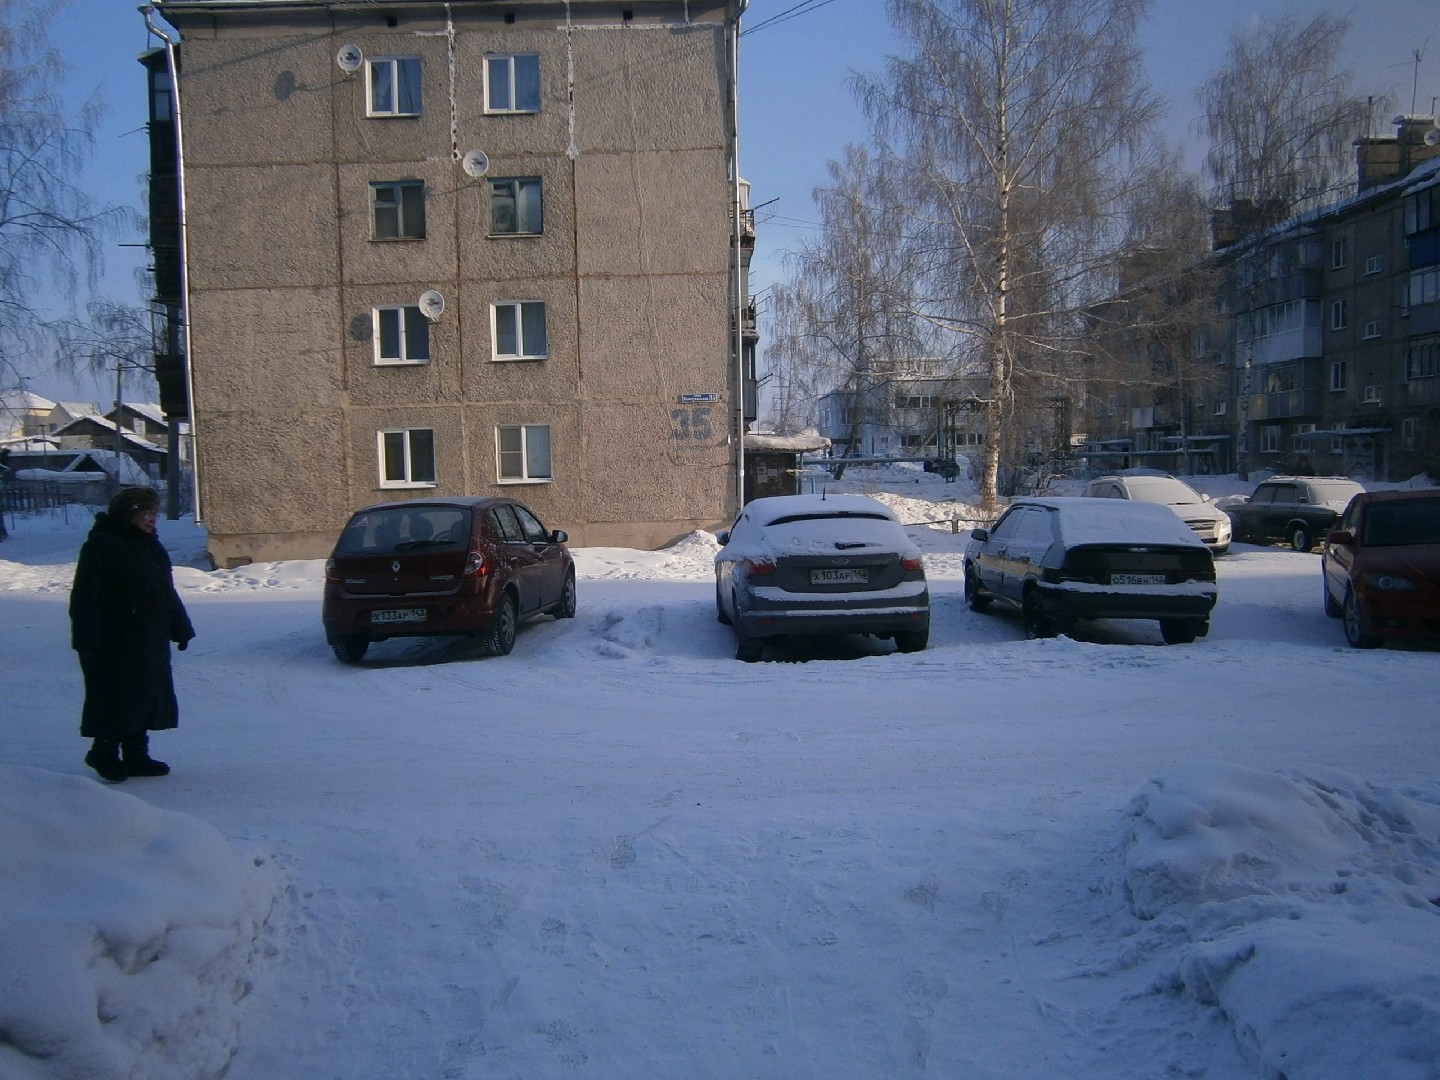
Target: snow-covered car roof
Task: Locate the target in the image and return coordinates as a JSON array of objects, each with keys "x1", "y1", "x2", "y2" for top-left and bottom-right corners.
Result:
[
  {"x1": 1011, "y1": 497, "x2": 1208, "y2": 549},
  {"x1": 740, "y1": 494, "x2": 900, "y2": 527}
]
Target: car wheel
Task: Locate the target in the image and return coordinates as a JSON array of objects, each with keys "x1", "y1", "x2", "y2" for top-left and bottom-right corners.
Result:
[
  {"x1": 483, "y1": 594, "x2": 518, "y2": 656},
  {"x1": 733, "y1": 593, "x2": 762, "y2": 662},
  {"x1": 329, "y1": 634, "x2": 369, "y2": 664},
  {"x1": 1323, "y1": 578, "x2": 1343, "y2": 618},
  {"x1": 964, "y1": 567, "x2": 991, "y2": 612},
  {"x1": 1290, "y1": 525, "x2": 1312, "y2": 552},
  {"x1": 895, "y1": 627, "x2": 929, "y2": 653},
  {"x1": 1160, "y1": 618, "x2": 1198, "y2": 645},
  {"x1": 716, "y1": 581, "x2": 732, "y2": 626},
  {"x1": 1342, "y1": 588, "x2": 1381, "y2": 649},
  {"x1": 554, "y1": 571, "x2": 577, "y2": 619},
  {"x1": 1023, "y1": 591, "x2": 1056, "y2": 639}
]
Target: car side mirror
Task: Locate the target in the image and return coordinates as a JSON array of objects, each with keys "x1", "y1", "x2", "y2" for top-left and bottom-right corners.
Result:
[
  {"x1": 716, "y1": 530, "x2": 731, "y2": 545},
  {"x1": 1326, "y1": 529, "x2": 1354, "y2": 545},
  {"x1": 971, "y1": 527, "x2": 989, "y2": 541},
  {"x1": 551, "y1": 530, "x2": 568, "y2": 544}
]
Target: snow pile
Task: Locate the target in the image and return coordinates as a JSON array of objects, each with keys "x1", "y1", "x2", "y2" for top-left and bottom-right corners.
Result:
[
  {"x1": 1123, "y1": 762, "x2": 1440, "y2": 1079},
  {"x1": 0, "y1": 766, "x2": 281, "y2": 1080}
]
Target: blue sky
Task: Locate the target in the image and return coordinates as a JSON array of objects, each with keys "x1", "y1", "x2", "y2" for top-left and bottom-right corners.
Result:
[{"x1": 30, "y1": 0, "x2": 1439, "y2": 403}]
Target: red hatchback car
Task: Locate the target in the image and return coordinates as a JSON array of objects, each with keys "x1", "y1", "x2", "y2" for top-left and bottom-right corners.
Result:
[
  {"x1": 1322, "y1": 489, "x2": 1440, "y2": 649},
  {"x1": 322, "y1": 496, "x2": 575, "y2": 662}
]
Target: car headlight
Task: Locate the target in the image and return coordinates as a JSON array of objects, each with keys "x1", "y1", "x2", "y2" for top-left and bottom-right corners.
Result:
[{"x1": 1361, "y1": 572, "x2": 1418, "y2": 592}]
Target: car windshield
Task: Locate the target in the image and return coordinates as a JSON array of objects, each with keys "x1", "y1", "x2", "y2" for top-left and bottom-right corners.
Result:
[
  {"x1": 1127, "y1": 478, "x2": 1203, "y2": 505},
  {"x1": 336, "y1": 506, "x2": 470, "y2": 554},
  {"x1": 1362, "y1": 498, "x2": 1440, "y2": 547}
]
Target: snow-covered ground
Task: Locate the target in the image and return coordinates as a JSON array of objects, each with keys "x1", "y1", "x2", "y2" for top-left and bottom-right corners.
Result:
[{"x1": 2, "y1": 467, "x2": 1438, "y2": 1080}]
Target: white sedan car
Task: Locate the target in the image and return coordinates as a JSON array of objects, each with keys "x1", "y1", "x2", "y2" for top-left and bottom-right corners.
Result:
[{"x1": 1081, "y1": 473, "x2": 1232, "y2": 554}]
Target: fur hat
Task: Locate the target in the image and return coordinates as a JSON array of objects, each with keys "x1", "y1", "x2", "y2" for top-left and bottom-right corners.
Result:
[{"x1": 108, "y1": 486, "x2": 160, "y2": 518}]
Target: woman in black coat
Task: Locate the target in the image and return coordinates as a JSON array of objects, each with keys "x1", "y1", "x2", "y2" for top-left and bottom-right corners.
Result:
[{"x1": 70, "y1": 486, "x2": 196, "y2": 782}]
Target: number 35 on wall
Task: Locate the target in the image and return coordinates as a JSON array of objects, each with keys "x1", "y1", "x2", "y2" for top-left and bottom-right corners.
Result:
[{"x1": 670, "y1": 406, "x2": 714, "y2": 441}]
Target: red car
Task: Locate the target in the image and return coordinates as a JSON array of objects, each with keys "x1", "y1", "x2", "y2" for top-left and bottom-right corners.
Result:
[
  {"x1": 322, "y1": 496, "x2": 575, "y2": 662},
  {"x1": 1322, "y1": 489, "x2": 1440, "y2": 649}
]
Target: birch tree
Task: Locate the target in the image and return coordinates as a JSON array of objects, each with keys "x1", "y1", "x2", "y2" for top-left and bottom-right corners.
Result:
[
  {"x1": 0, "y1": 0, "x2": 122, "y2": 389},
  {"x1": 1199, "y1": 12, "x2": 1371, "y2": 229},
  {"x1": 855, "y1": 0, "x2": 1163, "y2": 507},
  {"x1": 764, "y1": 143, "x2": 926, "y2": 470}
]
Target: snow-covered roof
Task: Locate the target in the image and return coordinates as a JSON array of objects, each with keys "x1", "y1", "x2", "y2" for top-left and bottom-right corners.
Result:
[
  {"x1": 117, "y1": 402, "x2": 167, "y2": 425},
  {"x1": 744, "y1": 433, "x2": 832, "y2": 454},
  {"x1": 0, "y1": 390, "x2": 56, "y2": 411},
  {"x1": 52, "y1": 415, "x2": 169, "y2": 452}
]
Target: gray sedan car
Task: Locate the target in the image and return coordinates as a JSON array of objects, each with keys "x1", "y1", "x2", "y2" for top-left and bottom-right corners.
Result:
[{"x1": 714, "y1": 494, "x2": 931, "y2": 662}]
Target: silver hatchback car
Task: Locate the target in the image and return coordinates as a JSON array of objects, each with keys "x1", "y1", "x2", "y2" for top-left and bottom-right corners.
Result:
[{"x1": 714, "y1": 494, "x2": 931, "y2": 662}]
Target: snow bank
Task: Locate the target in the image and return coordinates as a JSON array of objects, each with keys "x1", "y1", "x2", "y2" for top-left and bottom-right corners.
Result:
[
  {"x1": 0, "y1": 766, "x2": 282, "y2": 1080},
  {"x1": 1123, "y1": 762, "x2": 1440, "y2": 1079}
]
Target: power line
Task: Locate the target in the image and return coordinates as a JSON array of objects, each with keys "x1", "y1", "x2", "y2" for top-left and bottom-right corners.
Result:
[{"x1": 740, "y1": 0, "x2": 840, "y2": 38}]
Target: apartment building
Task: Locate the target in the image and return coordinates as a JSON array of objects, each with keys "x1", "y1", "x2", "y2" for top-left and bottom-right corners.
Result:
[
  {"x1": 146, "y1": 0, "x2": 749, "y2": 565},
  {"x1": 1080, "y1": 115, "x2": 1440, "y2": 483}
]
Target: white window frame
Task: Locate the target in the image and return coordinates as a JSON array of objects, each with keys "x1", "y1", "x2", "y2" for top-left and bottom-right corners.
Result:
[
  {"x1": 1214, "y1": 400, "x2": 1227, "y2": 416},
  {"x1": 370, "y1": 180, "x2": 426, "y2": 240},
  {"x1": 1364, "y1": 254, "x2": 1384, "y2": 275},
  {"x1": 377, "y1": 427, "x2": 436, "y2": 488},
  {"x1": 491, "y1": 301, "x2": 548, "y2": 360},
  {"x1": 1330, "y1": 298, "x2": 1349, "y2": 331},
  {"x1": 1363, "y1": 385, "x2": 1382, "y2": 403},
  {"x1": 1330, "y1": 360, "x2": 1347, "y2": 392},
  {"x1": 1260, "y1": 425, "x2": 1281, "y2": 453},
  {"x1": 496, "y1": 423, "x2": 552, "y2": 482},
  {"x1": 484, "y1": 53, "x2": 540, "y2": 114},
  {"x1": 488, "y1": 177, "x2": 543, "y2": 235},
  {"x1": 373, "y1": 306, "x2": 431, "y2": 365},
  {"x1": 367, "y1": 56, "x2": 423, "y2": 117},
  {"x1": 1362, "y1": 320, "x2": 1381, "y2": 340},
  {"x1": 1330, "y1": 237, "x2": 1349, "y2": 269}
]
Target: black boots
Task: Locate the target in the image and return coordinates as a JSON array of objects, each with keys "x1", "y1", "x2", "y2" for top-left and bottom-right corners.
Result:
[
  {"x1": 85, "y1": 735, "x2": 170, "y2": 782},
  {"x1": 85, "y1": 739, "x2": 127, "y2": 783},
  {"x1": 121, "y1": 734, "x2": 171, "y2": 777}
]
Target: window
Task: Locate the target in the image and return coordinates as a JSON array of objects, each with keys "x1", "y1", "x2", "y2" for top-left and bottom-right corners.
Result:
[
  {"x1": 1362, "y1": 320, "x2": 1380, "y2": 340},
  {"x1": 1407, "y1": 340, "x2": 1440, "y2": 380},
  {"x1": 367, "y1": 56, "x2": 422, "y2": 116},
  {"x1": 1363, "y1": 385, "x2": 1381, "y2": 403},
  {"x1": 496, "y1": 424, "x2": 552, "y2": 481},
  {"x1": 378, "y1": 428, "x2": 436, "y2": 487},
  {"x1": 492, "y1": 301, "x2": 547, "y2": 360},
  {"x1": 1410, "y1": 268, "x2": 1440, "y2": 307},
  {"x1": 1261, "y1": 425, "x2": 1281, "y2": 453},
  {"x1": 371, "y1": 181, "x2": 425, "y2": 239},
  {"x1": 1330, "y1": 360, "x2": 1347, "y2": 391},
  {"x1": 1330, "y1": 237, "x2": 1349, "y2": 269},
  {"x1": 373, "y1": 306, "x2": 430, "y2": 365},
  {"x1": 1214, "y1": 400, "x2": 1227, "y2": 416},
  {"x1": 485, "y1": 53, "x2": 540, "y2": 113},
  {"x1": 1330, "y1": 299, "x2": 1348, "y2": 331},
  {"x1": 489, "y1": 178, "x2": 543, "y2": 235},
  {"x1": 1403, "y1": 417, "x2": 1418, "y2": 450},
  {"x1": 1364, "y1": 255, "x2": 1384, "y2": 275}
]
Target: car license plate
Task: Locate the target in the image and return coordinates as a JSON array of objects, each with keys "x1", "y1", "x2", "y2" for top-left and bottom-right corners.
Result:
[
  {"x1": 372, "y1": 607, "x2": 427, "y2": 624},
  {"x1": 812, "y1": 568, "x2": 868, "y2": 584},
  {"x1": 1111, "y1": 573, "x2": 1165, "y2": 585}
]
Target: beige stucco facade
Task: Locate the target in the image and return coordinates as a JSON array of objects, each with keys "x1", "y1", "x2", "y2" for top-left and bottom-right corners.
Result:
[{"x1": 153, "y1": 0, "x2": 744, "y2": 565}]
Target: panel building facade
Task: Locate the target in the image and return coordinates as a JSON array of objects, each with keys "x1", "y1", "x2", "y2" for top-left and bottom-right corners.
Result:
[{"x1": 148, "y1": 0, "x2": 749, "y2": 565}]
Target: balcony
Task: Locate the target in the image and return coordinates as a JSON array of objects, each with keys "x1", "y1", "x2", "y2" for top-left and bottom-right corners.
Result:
[{"x1": 1247, "y1": 386, "x2": 1322, "y2": 420}]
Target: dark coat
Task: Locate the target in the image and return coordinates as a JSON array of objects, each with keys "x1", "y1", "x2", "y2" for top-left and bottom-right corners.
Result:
[{"x1": 69, "y1": 512, "x2": 196, "y2": 739}]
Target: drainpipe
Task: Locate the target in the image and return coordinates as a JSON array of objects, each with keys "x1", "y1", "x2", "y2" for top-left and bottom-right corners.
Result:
[
  {"x1": 729, "y1": 0, "x2": 748, "y2": 513},
  {"x1": 140, "y1": 5, "x2": 201, "y2": 523}
]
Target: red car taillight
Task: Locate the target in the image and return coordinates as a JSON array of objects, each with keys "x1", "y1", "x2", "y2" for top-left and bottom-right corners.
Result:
[
  {"x1": 462, "y1": 549, "x2": 489, "y2": 577},
  {"x1": 902, "y1": 555, "x2": 925, "y2": 572},
  {"x1": 744, "y1": 558, "x2": 776, "y2": 576}
]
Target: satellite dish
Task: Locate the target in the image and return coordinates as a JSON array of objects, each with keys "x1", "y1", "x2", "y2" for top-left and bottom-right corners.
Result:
[
  {"x1": 336, "y1": 44, "x2": 364, "y2": 74},
  {"x1": 460, "y1": 149, "x2": 490, "y2": 178},
  {"x1": 1425, "y1": 129, "x2": 1440, "y2": 147},
  {"x1": 418, "y1": 290, "x2": 445, "y2": 321}
]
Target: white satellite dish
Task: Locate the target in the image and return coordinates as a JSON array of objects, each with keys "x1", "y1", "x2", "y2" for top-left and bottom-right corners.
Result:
[
  {"x1": 460, "y1": 149, "x2": 490, "y2": 178},
  {"x1": 418, "y1": 290, "x2": 445, "y2": 321},
  {"x1": 1425, "y1": 129, "x2": 1440, "y2": 147},
  {"x1": 336, "y1": 44, "x2": 364, "y2": 74}
]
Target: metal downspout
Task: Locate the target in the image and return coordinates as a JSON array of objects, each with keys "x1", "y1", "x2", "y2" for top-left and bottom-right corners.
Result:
[{"x1": 730, "y1": 0, "x2": 748, "y2": 513}]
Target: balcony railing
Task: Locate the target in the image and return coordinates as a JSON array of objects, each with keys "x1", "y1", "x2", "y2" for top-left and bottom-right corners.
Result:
[{"x1": 1247, "y1": 386, "x2": 1322, "y2": 420}]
